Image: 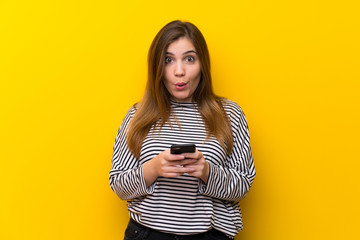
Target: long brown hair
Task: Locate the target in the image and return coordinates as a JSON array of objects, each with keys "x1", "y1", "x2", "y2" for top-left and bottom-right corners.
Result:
[{"x1": 127, "y1": 20, "x2": 233, "y2": 158}]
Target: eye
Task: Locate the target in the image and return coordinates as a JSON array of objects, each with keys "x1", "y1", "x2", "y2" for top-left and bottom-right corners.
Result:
[
  {"x1": 165, "y1": 56, "x2": 173, "y2": 64},
  {"x1": 185, "y1": 56, "x2": 195, "y2": 62}
]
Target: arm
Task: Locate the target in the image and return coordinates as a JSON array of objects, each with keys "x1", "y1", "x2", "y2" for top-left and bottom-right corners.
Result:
[
  {"x1": 199, "y1": 104, "x2": 256, "y2": 202},
  {"x1": 109, "y1": 107, "x2": 197, "y2": 200},
  {"x1": 109, "y1": 107, "x2": 152, "y2": 200}
]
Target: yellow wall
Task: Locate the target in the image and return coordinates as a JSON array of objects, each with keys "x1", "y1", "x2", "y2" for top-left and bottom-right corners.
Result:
[{"x1": 1, "y1": 0, "x2": 359, "y2": 239}]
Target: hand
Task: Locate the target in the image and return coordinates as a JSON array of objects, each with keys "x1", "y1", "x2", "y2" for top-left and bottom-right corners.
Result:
[
  {"x1": 143, "y1": 150, "x2": 197, "y2": 186},
  {"x1": 154, "y1": 150, "x2": 198, "y2": 177},
  {"x1": 181, "y1": 150, "x2": 209, "y2": 183}
]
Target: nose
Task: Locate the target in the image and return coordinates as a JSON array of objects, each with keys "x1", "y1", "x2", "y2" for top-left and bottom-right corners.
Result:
[{"x1": 174, "y1": 62, "x2": 185, "y2": 77}]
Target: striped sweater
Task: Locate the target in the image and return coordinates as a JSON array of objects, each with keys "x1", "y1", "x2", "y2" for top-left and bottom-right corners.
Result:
[{"x1": 109, "y1": 99, "x2": 256, "y2": 238}]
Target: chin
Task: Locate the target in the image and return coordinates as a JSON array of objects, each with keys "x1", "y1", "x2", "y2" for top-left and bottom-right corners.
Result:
[
  {"x1": 172, "y1": 94, "x2": 186, "y2": 100},
  {"x1": 177, "y1": 98, "x2": 192, "y2": 102}
]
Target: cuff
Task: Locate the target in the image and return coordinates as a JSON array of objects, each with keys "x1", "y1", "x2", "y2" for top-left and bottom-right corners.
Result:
[
  {"x1": 139, "y1": 164, "x2": 156, "y2": 195},
  {"x1": 198, "y1": 161, "x2": 214, "y2": 195}
]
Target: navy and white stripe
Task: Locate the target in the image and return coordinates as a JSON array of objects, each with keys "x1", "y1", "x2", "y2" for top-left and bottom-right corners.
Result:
[{"x1": 109, "y1": 99, "x2": 256, "y2": 238}]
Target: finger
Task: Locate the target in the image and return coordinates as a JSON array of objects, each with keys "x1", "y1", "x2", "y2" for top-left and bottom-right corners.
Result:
[
  {"x1": 166, "y1": 159, "x2": 198, "y2": 168},
  {"x1": 165, "y1": 153, "x2": 186, "y2": 161},
  {"x1": 182, "y1": 151, "x2": 202, "y2": 160},
  {"x1": 179, "y1": 158, "x2": 198, "y2": 166},
  {"x1": 162, "y1": 172, "x2": 184, "y2": 178},
  {"x1": 183, "y1": 159, "x2": 205, "y2": 170},
  {"x1": 162, "y1": 166, "x2": 195, "y2": 174},
  {"x1": 165, "y1": 159, "x2": 194, "y2": 166}
]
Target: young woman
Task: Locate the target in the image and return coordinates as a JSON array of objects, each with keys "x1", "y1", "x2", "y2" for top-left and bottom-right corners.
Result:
[{"x1": 109, "y1": 20, "x2": 256, "y2": 240}]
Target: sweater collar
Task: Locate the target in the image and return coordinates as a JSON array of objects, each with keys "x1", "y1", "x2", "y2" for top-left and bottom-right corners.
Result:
[{"x1": 169, "y1": 99, "x2": 198, "y2": 109}]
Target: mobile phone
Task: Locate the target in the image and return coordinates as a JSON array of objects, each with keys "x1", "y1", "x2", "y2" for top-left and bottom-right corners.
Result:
[{"x1": 170, "y1": 144, "x2": 196, "y2": 154}]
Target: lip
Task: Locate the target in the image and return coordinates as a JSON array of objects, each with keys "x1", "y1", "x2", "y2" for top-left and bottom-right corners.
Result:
[{"x1": 175, "y1": 82, "x2": 188, "y2": 90}]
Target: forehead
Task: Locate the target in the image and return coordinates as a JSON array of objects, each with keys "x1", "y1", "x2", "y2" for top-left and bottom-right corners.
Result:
[{"x1": 166, "y1": 37, "x2": 196, "y2": 54}]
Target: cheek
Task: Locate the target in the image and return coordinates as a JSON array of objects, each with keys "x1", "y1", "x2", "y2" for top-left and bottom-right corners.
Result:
[
  {"x1": 163, "y1": 74, "x2": 172, "y2": 92},
  {"x1": 192, "y1": 62, "x2": 201, "y2": 76},
  {"x1": 190, "y1": 66, "x2": 201, "y2": 83},
  {"x1": 164, "y1": 67, "x2": 172, "y2": 82},
  {"x1": 193, "y1": 68, "x2": 202, "y2": 90},
  {"x1": 163, "y1": 79, "x2": 171, "y2": 93}
]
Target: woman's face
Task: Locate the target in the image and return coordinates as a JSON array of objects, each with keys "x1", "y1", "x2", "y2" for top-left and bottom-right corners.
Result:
[{"x1": 163, "y1": 37, "x2": 201, "y2": 103}]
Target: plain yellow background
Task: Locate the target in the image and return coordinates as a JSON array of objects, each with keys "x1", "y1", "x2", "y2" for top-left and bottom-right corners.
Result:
[{"x1": 1, "y1": 0, "x2": 359, "y2": 239}]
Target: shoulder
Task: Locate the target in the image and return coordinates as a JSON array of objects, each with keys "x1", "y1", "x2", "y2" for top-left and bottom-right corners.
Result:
[
  {"x1": 119, "y1": 103, "x2": 138, "y2": 127},
  {"x1": 220, "y1": 98, "x2": 250, "y2": 132},
  {"x1": 125, "y1": 103, "x2": 138, "y2": 118},
  {"x1": 220, "y1": 98, "x2": 245, "y2": 119}
]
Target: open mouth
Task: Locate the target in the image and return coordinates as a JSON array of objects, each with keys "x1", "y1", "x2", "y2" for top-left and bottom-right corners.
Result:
[
  {"x1": 175, "y1": 82, "x2": 187, "y2": 90},
  {"x1": 175, "y1": 82, "x2": 187, "y2": 87}
]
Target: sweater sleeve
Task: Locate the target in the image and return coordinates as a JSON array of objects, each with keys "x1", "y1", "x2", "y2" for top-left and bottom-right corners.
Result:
[
  {"x1": 109, "y1": 107, "x2": 155, "y2": 200},
  {"x1": 199, "y1": 102, "x2": 256, "y2": 202}
]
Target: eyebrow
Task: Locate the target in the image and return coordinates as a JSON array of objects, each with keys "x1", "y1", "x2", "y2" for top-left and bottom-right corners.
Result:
[{"x1": 165, "y1": 50, "x2": 198, "y2": 55}]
